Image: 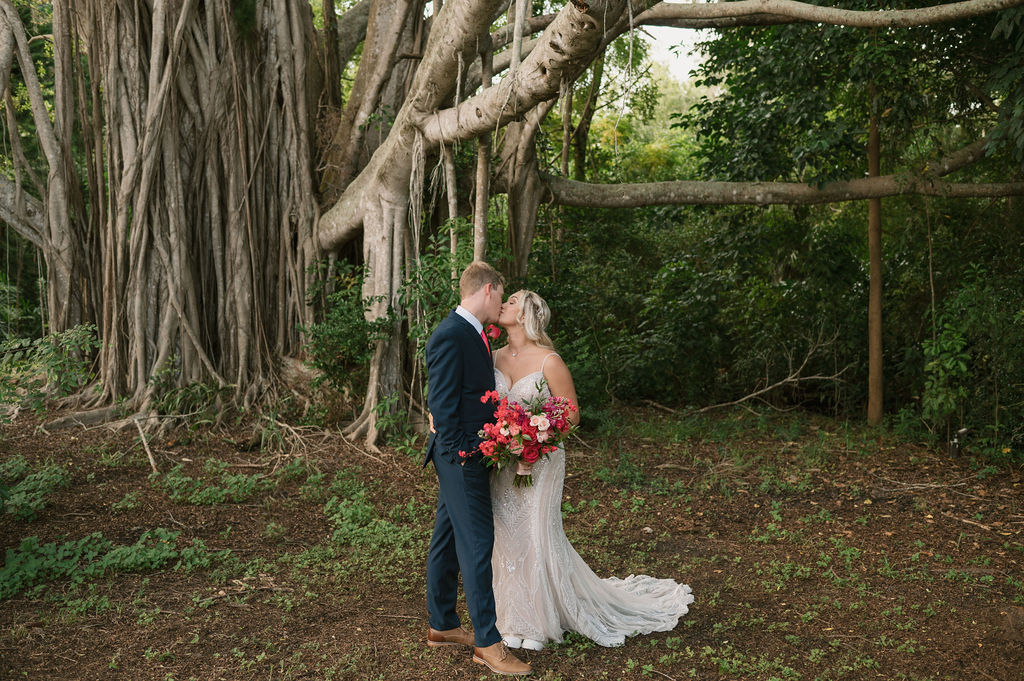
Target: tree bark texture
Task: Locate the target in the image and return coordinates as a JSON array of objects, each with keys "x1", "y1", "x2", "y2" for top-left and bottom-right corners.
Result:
[
  {"x1": 1, "y1": 2, "x2": 81, "y2": 332},
  {"x1": 319, "y1": 0, "x2": 415, "y2": 202},
  {"x1": 13, "y1": 0, "x2": 323, "y2": 415}
]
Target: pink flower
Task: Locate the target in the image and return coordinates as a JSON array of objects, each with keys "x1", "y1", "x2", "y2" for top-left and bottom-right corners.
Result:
[
  {"x1": 486, "y1": 324, "x2": 502, "y2": 340},
  {"x1": 530, "y1": 414, "x2": 550, "y2": 431}
]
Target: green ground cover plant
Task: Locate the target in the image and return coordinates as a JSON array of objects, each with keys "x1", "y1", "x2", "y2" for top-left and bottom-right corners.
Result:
[{"x1": 1, "y1": 407, "x2": 1021, "y2": 680}]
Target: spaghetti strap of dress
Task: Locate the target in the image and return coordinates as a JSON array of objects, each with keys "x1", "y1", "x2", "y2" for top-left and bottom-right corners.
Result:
[{"x1": 540, "y1": 352, "x2": 560, "y2": 374}]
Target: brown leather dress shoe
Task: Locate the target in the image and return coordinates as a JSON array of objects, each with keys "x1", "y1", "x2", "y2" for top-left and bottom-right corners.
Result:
[
  {"x1": 473, "y1": 641, "x2": 531, "y2": 676},
  {"x1": 427, "y1": 625, "x2": 475, "y2": 647}
]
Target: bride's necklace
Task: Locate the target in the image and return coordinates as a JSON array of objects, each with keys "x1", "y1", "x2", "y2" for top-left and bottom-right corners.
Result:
[{"x1": 509, "y1": 343, "x2": 527, "y2": 358}]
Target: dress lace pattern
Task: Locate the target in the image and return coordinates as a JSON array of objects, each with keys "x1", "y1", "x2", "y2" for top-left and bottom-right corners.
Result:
[{"x1": 491, "y1": 364, "x2": 694, "y2": 647}]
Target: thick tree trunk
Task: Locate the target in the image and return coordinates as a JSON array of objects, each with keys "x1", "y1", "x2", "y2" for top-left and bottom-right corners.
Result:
[{"x1": 3, "y1": 0, "x2": 323, "y2": 420}]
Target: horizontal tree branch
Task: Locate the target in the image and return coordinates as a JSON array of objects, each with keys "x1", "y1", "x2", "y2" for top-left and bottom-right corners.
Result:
[
  {"x1": 637, "y1": 0, "x2": 1024, "y2": 29},
  {"x1": 542, "y1": 174, "x2": 1024, "y2": 208},
  {"x1": 637, "y1": 13, "x2": 799, "y2": 29},
  {"x1": 541, "y1": 131, "x2": 1024, "y2": 208}
]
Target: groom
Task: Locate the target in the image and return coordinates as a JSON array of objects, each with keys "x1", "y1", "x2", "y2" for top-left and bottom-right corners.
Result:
[{"x1": 423, "y1": 261, "x2": 530, "y2": 676}]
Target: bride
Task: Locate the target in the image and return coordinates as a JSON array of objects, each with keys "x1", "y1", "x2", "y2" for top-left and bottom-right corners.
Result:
[{"x1": 490, "y1": 290, "x2": 694, "y2": 651}]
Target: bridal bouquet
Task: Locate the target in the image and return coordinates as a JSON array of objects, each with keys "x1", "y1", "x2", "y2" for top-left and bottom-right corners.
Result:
[{"x1": 462, "y1": 387, "x2": 576, "y2": 487}]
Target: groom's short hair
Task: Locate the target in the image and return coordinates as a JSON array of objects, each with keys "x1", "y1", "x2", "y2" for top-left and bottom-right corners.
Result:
[{"x1": 460, "y1": 261, "x2": 505, "y2": 298}]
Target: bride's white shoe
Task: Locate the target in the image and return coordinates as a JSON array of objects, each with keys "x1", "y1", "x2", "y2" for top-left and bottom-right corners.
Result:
[
  {"x1": 503, "y1": 636, "x2": 523, "y2": 649},
  {"x1": 522, "y1": 638, "x2": 544, "y2": 651}
]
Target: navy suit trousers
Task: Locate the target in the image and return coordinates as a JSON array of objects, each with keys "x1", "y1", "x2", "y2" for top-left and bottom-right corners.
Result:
[{"x1": 425, "y1": 452, "x2": 500, "y2": 646}]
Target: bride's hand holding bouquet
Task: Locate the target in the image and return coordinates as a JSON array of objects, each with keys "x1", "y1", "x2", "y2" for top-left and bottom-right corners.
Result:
[{"x1": 461, "y1": 387, "x2": 576, "y2": 487}]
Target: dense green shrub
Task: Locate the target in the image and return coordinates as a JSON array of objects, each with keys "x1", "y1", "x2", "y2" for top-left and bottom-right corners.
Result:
[
  {"x1": 303, "y1": 262, "x2": 389, "y2": 396},
  {"x1": 0, "y1": 456, "x2": 70, "y2": 520},
  {"x1": 921, "y1": 265, "x2": 1024, "y2": 456},
  {"x1": 0, "y1": 528, "x2": 227, "y2": 600},
  {"x1": 0, "y1": 324, "x2": 99, "y2": 416}
]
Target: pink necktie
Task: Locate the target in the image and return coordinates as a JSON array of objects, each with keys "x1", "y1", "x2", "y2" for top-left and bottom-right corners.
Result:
[{"x1": 480, "y1": 329, "x2": 491, "y2": 356}]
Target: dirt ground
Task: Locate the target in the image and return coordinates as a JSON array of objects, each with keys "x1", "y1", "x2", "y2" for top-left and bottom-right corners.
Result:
[{"x1": 1, "y1": 408, "x2": 1022, "y2": 680}]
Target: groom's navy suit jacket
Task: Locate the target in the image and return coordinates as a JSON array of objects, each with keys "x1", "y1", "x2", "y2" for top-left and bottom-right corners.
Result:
[
  {"x1": 423, "y1": 311, "x2": 496, "y2": 467},
  {"x1": 422, "y1": 309, "x2": 501, "y2": 646}
]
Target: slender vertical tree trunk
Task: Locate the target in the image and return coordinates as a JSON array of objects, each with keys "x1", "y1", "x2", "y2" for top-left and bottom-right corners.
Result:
[
  {"x1": 473, "y1": 35, "x2": 493, "y2": 260},
  {"x1": 1, "y1": 1, "x2": 80, "y2": 333},
  {"x1": 561, "y1": 82, "x2": 573, "y2": 177},
  {"x1": 573, "y1": 55, "x2": 603, "y2": 181},
  {"x1": 510, "y1": 0, "x2": 527, "y2": 71},
  {"x1": 867, "y1": 82, "x2": 884, "y2": 425}
]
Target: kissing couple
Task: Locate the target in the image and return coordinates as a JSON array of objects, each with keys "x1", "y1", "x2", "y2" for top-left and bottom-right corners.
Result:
[{"x1": 422, "y1": 261, "x2": 693, "y2": 676}]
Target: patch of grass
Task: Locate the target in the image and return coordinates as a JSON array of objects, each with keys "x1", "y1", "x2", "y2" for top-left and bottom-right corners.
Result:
[
  {"x1": 112, "y1": 490, "x2": 141, "y2": 512},
  {"x1": 152, "y1": 460, "x2": 273, "y2": 505},
  {"x1": 263, "y1": 522, "x2": 287, "y2": 543},
  {"x1": 594, "y1": 451, "x2": 646, "y2": 489},
  {"x1": 699, "y1": 643, "x2": 801, "y2": 679},
  {"x1": 755, "y1": 559, "x2": 812, "y2": 591},
  {"x1": 56, "y1": 583, "x2": 115, "y2": 622}
]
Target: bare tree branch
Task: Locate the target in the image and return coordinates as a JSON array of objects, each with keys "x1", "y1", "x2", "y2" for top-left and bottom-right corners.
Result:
[
  {"x1": 543, "y1": 175, "x2": 1024, "y2": 208},
  {"x1": 690, "y1": 329, "x2": 850, "y2": 415},
  {"x1": 471, "y1": 0, "x2": 1024, "y2": 87},
  {"x1": 637, "y1": 0, "x2": 1024, "y2": 29},
  {"x1": 491, "y1": 12, "x2": 556, "y2": 49},
  {"x1": 541, "y1": 134, "x2": 1024, "y2": 207}
]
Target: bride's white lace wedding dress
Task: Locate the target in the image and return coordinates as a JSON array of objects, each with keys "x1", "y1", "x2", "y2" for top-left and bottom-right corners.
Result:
[{"x1": 491, "y1": 357, "x2": 694, "y2": 647}]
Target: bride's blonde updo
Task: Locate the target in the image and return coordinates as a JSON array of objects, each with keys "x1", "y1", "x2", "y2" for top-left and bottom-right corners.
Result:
[{"x1": 515, "y1": 290, "x2": 555, "y2": 350}]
